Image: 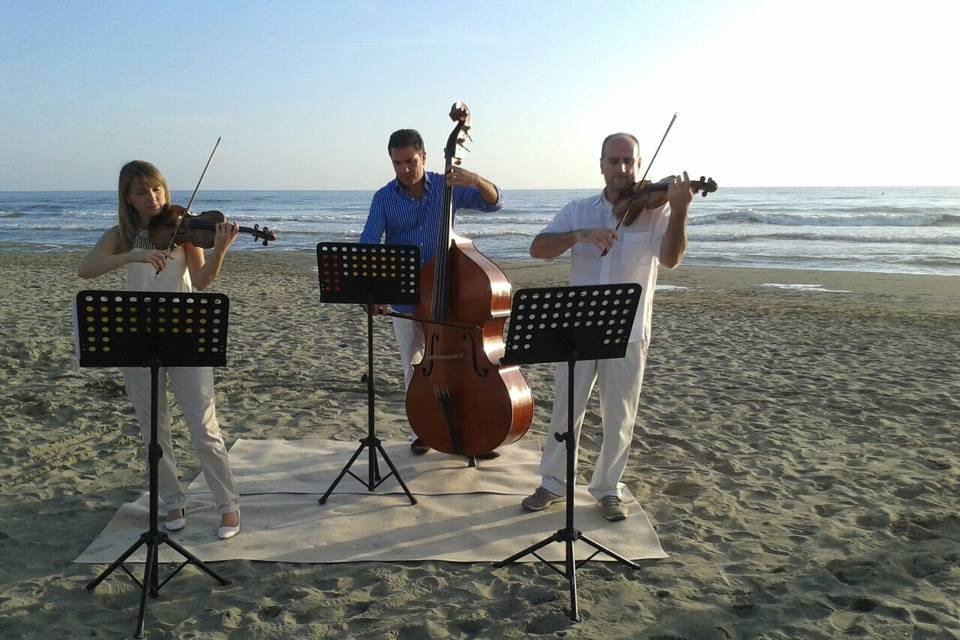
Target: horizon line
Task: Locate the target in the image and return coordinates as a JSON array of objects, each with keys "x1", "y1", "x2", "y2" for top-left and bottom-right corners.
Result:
[{"x1": 2, "y1": 185, "x2": 959, "y2": 193}]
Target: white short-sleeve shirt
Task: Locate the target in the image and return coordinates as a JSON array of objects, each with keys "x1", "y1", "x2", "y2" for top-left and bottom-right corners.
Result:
[{"x1": 541, "y1": 192, "x2": 671, "y2": 346}]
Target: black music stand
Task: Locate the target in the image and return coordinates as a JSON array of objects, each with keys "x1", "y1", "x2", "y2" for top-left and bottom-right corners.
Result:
[
  {"x1": 316, "y1": 242, "x2": 419, "y2": 505},
  {"x1": 77, "y1": 290, "x2": 231, "y2": 638},
  {"x1": 494, "y1": 283, "x2": 643, "y2": 622}
]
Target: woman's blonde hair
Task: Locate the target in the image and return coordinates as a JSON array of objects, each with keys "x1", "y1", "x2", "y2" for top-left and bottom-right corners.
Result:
[{"x1": 117, "y1": 161, "x2": 169, "y2": 251}]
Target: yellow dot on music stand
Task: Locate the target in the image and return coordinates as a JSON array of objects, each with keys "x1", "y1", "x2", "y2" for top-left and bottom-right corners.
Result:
[
  {"x1": 86, "y1": 306, "x2": 93, "y2": 312},
  {"x1": 87, "y1": 336, "x2": 95, "y2": 343},
  {"x1": 100, "y1": 306, "x2": 108, "y2": 312},
  {"x1": 103, "y1": 346, "x2": 110, "y2": 352},
  {"x1": 172, "y1": 328, "x2": 179, "y2": 334},
  {"x1": 130, "y1": 327, "x2": 138, "y2": 333},
  {"x1": 158, "y1": 327, "x2": 166, "y2": 333},
  {"x1": 88, "y1": 346, "x2": 95, "y2": 352},
  {"x1": 198, "y1": 347, "x2": 206, "y2": 353},
  {"x1": 199, "y1": 338, "x2": 206, "y2": 344}
]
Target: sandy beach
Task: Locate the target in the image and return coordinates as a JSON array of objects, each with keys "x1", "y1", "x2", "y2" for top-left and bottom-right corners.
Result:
[{"x1": 0, "y1": 250, "x2": 957, "y2": 639}]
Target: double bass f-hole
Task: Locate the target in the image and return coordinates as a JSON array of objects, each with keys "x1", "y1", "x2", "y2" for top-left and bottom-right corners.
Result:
[
  {"x1": 422, "y1": 333, "x2": 438, "y2": 376},
  {"x1": 462, "y1": 331, "x2": 488, "y2": 377}
]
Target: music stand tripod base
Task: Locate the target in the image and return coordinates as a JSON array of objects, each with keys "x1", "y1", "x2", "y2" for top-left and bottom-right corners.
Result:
[
  {"x1": 77, "y1": 290, "x2": 231, "y2": 639},
  {"x1": 493, "y1": 283, "x2": 644, "y2": 622},
  {"x1": 316, "y1": 242, "x2": 420, "y2": 505}
]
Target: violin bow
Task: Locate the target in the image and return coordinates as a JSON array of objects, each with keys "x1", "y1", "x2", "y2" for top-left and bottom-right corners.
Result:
[
  {"x1": 600, "y1": 112, "x2": 677, "y2": 258},
  {"x1": 155, "y1": 136, "x2": 222, "y2": 279}
]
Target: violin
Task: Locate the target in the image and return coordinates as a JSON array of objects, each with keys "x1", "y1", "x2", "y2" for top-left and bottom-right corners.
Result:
[
  {"x1": 404, "y1": 102, "x2": 533, "y2": 458},
  {"x1": 612, "y1": 175, "x2": 718, "y2": 226},
  {"x1": 148, "y1": 204, "x2": 276, "y2": 249}
]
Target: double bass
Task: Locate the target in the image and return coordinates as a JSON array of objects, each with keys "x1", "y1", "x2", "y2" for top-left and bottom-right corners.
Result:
[{"x1": 405, "y1": 103, "x2": 533, "y2": 457}]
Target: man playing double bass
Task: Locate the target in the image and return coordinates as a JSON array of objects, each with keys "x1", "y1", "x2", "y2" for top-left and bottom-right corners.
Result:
[
  {"x1": 521, "y1": 133, "x2": 693, "y2": 521},
  {"x1": 359, "y1": 128, "x2": 503, "y2": 455}
]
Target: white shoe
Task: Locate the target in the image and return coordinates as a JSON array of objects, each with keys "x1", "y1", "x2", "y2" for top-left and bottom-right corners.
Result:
[
  {"x1": 217, "y1": 524, "x2": 240, "y2": 540},
  {"x1": 164, "y1": 510, "x2": 186, "y2": 532},
  {"x1": 217, "y1": 512, "x2": 240, "y2": 540}
]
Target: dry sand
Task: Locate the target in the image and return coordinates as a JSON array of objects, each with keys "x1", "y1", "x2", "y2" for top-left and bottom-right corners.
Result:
[{"x1": 0, "y1": 250, "x2": 957, "y2": 639}]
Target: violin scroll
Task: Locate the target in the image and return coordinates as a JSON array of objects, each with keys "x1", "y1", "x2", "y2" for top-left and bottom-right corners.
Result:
[
  {"x1": 250, "y1": 223, "x2": 275, "y2": 246},
  {"x1": 696, "y1": 176, "x2": 718, "y2": 197}
]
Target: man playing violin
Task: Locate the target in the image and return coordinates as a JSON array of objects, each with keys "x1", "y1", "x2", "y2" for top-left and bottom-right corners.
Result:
[
  {"x1": 359, "y1": 128, "x2": 503, "y2": 455},
  {"x1": 521, "y1": 133, "x2": 693, "y2": 521}
]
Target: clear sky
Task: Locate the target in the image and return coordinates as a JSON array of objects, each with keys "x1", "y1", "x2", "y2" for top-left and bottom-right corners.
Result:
[{"x1": 1, "y1": 0, "x2": 957, "y2": 190}]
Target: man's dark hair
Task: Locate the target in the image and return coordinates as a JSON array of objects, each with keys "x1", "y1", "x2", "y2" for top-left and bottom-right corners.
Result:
[
  {"x1": 388, "y1": 129, "x2": 424, "y2": 154},
  {"x1": 600, "y1": 132, "x2": 640, "y2": 160}
]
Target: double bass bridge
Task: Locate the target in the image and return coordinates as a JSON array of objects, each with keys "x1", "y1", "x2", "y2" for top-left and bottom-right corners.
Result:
[{"x1": 424, "y1": 352, "x2": 464, "y2": 361}]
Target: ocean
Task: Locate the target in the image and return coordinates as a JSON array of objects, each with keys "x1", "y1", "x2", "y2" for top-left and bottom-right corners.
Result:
[{"x1": 2, "y1": 187, "x2": 959, "y2": 276}]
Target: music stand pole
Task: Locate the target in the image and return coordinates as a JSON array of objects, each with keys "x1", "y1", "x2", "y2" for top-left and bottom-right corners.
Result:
[
  {"x1": 319, "y1": 302, "x2": 417, "y2": 505},
  {"x1": 86, "y1": 359, "x2": 230, "y2": 638},
  {"x1": 493, "y1": 283, "x2": 644, "y2": 622}
]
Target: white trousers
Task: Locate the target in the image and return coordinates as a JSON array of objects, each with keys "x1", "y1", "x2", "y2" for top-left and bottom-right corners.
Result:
[
  {"x1": 539, "y1": 341, "x2": 647, "y2": 501},
  {"x1": 121, "y1": 366, "x2": 240, "y2": 515},
  {"x1": 391, "y1": 317, "x2": 425, "y2": 391}
]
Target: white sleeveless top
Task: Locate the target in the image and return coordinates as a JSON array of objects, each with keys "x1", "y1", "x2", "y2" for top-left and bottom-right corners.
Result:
[{"x1": 126, "y1": 230, "x2": 194, "y2": 293}]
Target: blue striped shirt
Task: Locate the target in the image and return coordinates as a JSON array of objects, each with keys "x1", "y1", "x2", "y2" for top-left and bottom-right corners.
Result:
[{"x1": 359, "y1": 171, "x2": 503, "y2": 312}]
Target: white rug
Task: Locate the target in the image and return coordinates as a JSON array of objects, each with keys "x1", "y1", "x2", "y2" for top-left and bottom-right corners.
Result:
[{"x1": 75, "y1": 438, "x2": 667, "y2": 564}]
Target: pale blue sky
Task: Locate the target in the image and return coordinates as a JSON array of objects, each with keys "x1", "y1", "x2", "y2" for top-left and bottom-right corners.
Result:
[{"x1": 1, "y1": 0, "x2": 956, "y2": 190}]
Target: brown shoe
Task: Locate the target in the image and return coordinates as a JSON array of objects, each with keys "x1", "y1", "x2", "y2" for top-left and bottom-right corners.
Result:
[
  {"x1": 410, "y1": 438, "x2": 430, "y2": 455},
  {"x1": 521, "y1": 487, "x2": 563, "y2": 512},
  {"x1": 599, "y1": 495, "x2": 628, "y2": 521}
]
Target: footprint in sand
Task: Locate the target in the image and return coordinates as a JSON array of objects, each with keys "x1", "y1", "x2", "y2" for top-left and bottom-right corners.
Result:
[{"x1": 662, "y1": 480, "x2": 703, "y2": 499}]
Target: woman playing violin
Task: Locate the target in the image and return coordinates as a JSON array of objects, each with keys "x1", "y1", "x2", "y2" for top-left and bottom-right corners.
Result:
[{"x1": 77, "y1": 160, "x2": 242, "y2": 539}]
